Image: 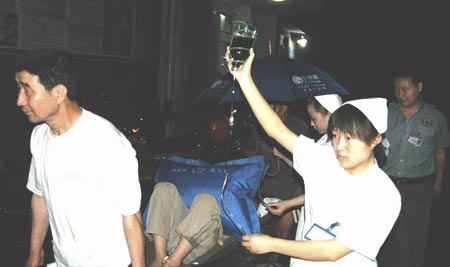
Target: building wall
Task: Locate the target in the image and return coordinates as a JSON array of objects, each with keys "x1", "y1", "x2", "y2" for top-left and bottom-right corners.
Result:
[{"x1": 0, "y1": 0, "x2": 163, "y2": 208}]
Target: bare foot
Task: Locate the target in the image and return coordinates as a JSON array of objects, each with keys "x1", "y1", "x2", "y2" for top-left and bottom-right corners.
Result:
[
  {"x1": 149, "y1": 257, "x2": 165, "y2": 267},
  {"x1": 161, "y1": 256, "x2": 181, "y2": 267}
]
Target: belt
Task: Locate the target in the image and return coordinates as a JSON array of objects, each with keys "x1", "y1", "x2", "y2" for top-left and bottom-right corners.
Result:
[{"x1": 389, "y1": 175, "x2": 432, "y2": 185}]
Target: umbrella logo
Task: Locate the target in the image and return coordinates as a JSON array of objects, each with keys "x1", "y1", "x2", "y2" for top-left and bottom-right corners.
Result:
[
  {"x1": 292, "y1": 75, "x2": 327, "y2": 92},
  {"x1": 218, "y1": 56, "x2": 350, "y2": 103},
  {"x1": 293, "y1": 75, "x2": 322, "y2": 85},
  {"x1": 292, "y1": 75, "x2": 304, "y2": 85}
]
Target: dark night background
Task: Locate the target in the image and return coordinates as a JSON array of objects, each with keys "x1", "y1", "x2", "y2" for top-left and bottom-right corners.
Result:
[{"x1": 281, "y1": 0, "x2": 449, "y2": 108}]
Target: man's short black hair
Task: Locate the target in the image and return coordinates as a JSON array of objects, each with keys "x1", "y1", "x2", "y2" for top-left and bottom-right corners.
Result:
[
  {"x1": 390, "y1": 64, "x2": 423, "y2": 86},
  {"x1": 15, "y1": 48, "x2": 79, "y2": 101}
]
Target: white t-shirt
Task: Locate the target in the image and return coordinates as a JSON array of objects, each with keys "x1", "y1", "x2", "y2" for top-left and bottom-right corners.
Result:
[
  {"x1": 290, "y1": 135, "x2": 400, "y2": 267},
  {"x1": 295, "y1": 134, "x2": 331, "y2": 241},
  {"x1": 316, "y1": 134, "x2": 329, "y2": 145},
  {"x1": 27, "y1": 109, "x2": 141, "y2": 267}
]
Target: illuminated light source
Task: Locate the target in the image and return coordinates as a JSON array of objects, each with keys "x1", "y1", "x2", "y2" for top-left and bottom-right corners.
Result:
[
  {"x1": 132, "y1": 128, "x2": 140, "y2": 133},
  {"x1": 272, "y1": 0, "x2": 286, "y2": 2},
  {"x1": 297, "y1": 35, "x2": 307, "y2": 47}
]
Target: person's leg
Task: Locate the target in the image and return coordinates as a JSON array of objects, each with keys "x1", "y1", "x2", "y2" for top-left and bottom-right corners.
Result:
[
  {"x1": 145, "y1": 182, "x2": 188, "y2": 267},
  {"x1": 378, "y1": 179, "x2": 433, "y2": 267},
  {"x1": 278, "y1": 185, "x2": 304, "y2": 266},
  {"x1": 161, "y1": 237, "x2": 193, "y2": 267},
  {"x1": 377, "y1": 217, "x2": 399, "y2": 267},
  {"x1": 397, "y1": 179, "x2": 433, "y2": 267},
  {"x1": 174, "y1": 193, "x2": 223, "y2": 265},
  {"x1": 151, "y1": 235, "x2": 169, "y2": 267},
  {"x1": 278, "y1": 184, "x2": 303, "y2": 240},
  {"x1": 278, "y1": 212, "x2": 295, "y2": 240}
]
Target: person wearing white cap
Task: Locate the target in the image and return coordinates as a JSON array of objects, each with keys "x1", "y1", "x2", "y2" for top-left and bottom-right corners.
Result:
[
  {"x1": 267, "y1": 94, "x2": 343, "y2": 247},
  {"x1": 307, "y1": 94, "x2": 343, "y2": 144},
  {"x1": 226, "y1": 48, "x2": 400, "y2": 267}
]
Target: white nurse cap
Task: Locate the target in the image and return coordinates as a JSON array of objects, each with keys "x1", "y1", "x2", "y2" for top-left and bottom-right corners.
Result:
[
  {"x1": 314, "y1": 94, "x2": 342, "y2": 113},
  {"x1": 343, "y1": 98, "x2": 388, "y2": 134}
]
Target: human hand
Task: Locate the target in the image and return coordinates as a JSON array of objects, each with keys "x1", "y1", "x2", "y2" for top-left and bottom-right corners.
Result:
[
  {"x1": 225, "y1": 47, "x2": 255, "y2": 81},
  {"x1": 273, "y1": 147, "x2": 288, "y2": 162},
  {"x1": 272, "y1": 147, "x2": 283, "y2": 158},
  {"x1": 242, "y1": 234, "x2": 274, "y2": 254},
  {"x1": 272, "y1": 147, "x2": 292, "y2": 167},
  {"x1": 25, "y1": 248, "x2": 44, "y2": 267},
  {"x1": 266, "y1": 201, "x2": 289, "y2": 216},
  {"x1": 433, "y1": 180, "x2": 442, "y2": 197}
]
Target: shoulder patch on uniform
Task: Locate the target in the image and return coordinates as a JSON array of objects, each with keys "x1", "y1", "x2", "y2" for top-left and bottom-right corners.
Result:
[{"x1": 423, "y1": 118, "x2": 433, "y2": 127}]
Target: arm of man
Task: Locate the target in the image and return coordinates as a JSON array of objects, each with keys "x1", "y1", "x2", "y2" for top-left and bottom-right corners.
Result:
[
  {"x1": 25, "y1": 194, "x2": 49, "y2": 267},
  {"x1": 123, "y1": 211, "x2": 145, "y2": 267},
  {"x1": 227, "y1": 48, "x2": 298, "y2": 153},
  {"x1": 433, "y1": 148, "x2": 446, "y2": 195},
  {"x1": 242, "y1": 234, "x2": 352, "y2": 262}
]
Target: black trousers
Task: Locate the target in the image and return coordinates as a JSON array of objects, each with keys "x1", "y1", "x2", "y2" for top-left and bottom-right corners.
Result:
[{"x1": 377, "y1": 176, "x2": 433, "y2": 267}]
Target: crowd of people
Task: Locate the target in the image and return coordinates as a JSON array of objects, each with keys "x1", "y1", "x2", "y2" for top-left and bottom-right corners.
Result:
[{"x1": 14, "y1": 46, "x2": 449, "y2": 267}]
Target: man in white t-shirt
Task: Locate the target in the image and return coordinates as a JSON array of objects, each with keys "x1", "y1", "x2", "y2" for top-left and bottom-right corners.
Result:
[{"x1": 15, "y1": 49, "x2": 145, "y2": 267}]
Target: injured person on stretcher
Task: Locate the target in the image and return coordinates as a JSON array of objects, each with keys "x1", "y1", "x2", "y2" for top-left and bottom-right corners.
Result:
[{"x1": 144, "y1": 182, "x2": 229, "y2": 267}]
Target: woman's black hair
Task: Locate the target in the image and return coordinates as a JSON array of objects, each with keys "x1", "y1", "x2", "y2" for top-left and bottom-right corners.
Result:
[
  {"x1": 327, "y1": 104, "x2": 386, "y2": 166},
  {"x1": 305, "y1": 97, "x2": 329, "y2": 115},
  {"x1": 327, "y1": 104, "x2": 378, "y2": 144}
]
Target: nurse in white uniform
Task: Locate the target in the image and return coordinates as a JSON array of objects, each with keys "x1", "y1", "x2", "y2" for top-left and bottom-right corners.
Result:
[
  {"x1": 226, "y1": 48, "x2": 400, "y2": 267},
  {"x1": 268, "y1": 94, "x2": 342, "y2": 241}
]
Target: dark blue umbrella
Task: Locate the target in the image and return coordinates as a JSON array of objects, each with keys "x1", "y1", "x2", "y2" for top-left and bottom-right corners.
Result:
[
  {"x1": 220, "y1": 56, "x2": 350, "y2": 103},
  {"x1": 191, "y1": 76, "x2": 234, "y2": 110}
]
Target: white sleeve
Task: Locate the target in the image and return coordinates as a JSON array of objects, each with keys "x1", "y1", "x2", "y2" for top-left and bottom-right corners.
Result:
[
  {"x1": 26, "y1": 156, "x2": 43, "y2": 196},
  {"x1": 100, "y1": 133, "x2": 141, "y2": 216},
  {"x1": 337, "y1": 177, "x2": 401, "y2": 260}
]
